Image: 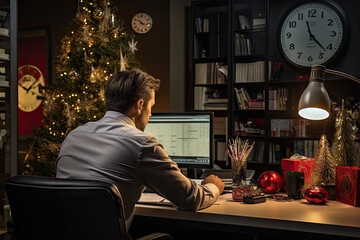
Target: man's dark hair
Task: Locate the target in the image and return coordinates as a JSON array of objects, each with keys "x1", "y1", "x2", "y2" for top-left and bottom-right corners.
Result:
[{"x1": 105, "y1": 69, "x2": 160, "y2": 113}]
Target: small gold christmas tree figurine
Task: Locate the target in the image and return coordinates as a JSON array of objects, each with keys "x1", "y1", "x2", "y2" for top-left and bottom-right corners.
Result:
[
  {"x1": 332, "y1": 101, "x2": 360, "y2": 166},
  {"x1": 312, "y1": 134, "x2": 336, "y2": 185}
]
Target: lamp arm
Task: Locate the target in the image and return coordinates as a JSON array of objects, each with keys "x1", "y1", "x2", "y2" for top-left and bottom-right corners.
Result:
[{"x1": 325, "y1": 69, "x2": 360, "y2": 84}]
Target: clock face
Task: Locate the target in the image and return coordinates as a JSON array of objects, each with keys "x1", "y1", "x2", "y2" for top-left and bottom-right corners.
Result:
[
  {"x1": 131, "y1": 13, "x2": 153, "y2": 34},
  {"x1": 279, "y1": 2, "x2": 346, "y2": 68},
  {"x1": 18, "y1": 65, "x2": 45, "y2": 112}
]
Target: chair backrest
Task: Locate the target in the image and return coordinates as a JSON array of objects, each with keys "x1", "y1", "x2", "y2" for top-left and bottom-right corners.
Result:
[{"x1": 5, "y1": 175, "x2": 128, "y2": 240}]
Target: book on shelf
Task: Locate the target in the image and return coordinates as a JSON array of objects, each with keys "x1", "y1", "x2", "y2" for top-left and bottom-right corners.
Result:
[
  {"x1": 195, "y1": 62, "x2": 227, "y2": 84},
  {"x1": 0, "y1": 28, "x2": 9, "y2": 37},
  {"x1": 234, "y1": 33, "x2": 251, "y2": 56},
  {"x1": 270, "y1": 119, "x2": 307, "y2": 137},
  {"x1": 234, "y1": 87, "x2": 264, "y2": 110},
  {"x1": 214, "y1": 116, "x2": 227, "y2": 135},
  {"x1": 238, "y1": 15, "x2": 250, "y2": 30},
  {"x1": 235, "y1": 61, "x2": 265, "y2": 83},
  {"x1": 216, "y1": 140, "x2": 227, "y2": 162},
  {"x1": 0, "y1": 80, "x2": 9, "y2": 87},
  {"x1": 0, "y1": 49, "x2": 9, "y2": 61},
  {"x1": 195, "y1": 17, "x2": 209, "y2": 33},
  {"x1": 269, "y1": 87, "x2": 288, "y2": 110},
  {"x1": 247, "y1": 141, "x2": 265, "y2": 163}
]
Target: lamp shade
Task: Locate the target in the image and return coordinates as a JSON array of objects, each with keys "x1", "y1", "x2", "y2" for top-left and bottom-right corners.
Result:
[{"x1": 298, "y1": 65, "x2": 331, "y2": 120}]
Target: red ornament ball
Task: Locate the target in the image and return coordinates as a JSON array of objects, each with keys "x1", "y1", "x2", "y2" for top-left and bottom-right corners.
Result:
[
  {"x1": 303, "y1": 186, "x2": 329, "y2": 204},
  {"x1": 257, "y1": 171, "x2": 283, "y2": 194}
]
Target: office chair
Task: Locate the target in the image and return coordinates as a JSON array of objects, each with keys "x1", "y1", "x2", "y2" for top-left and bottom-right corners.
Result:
[{"x1": 5, "y1": 175, "x2": 172, "y2": 240}]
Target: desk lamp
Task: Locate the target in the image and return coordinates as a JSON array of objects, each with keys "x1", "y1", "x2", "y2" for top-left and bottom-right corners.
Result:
[{"x1": 298, "y1": 64, "x2": 360, "y2": 120}]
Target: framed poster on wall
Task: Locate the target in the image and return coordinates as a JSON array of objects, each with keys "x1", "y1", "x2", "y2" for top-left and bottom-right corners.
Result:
[{"x1": 18, "y1": 28, "x2": 50, "y2": 135}]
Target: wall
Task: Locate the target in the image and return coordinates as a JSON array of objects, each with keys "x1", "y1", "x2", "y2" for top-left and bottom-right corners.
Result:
[{"x1": 18, "y1": 0, "x2": 172, "y2": 112}]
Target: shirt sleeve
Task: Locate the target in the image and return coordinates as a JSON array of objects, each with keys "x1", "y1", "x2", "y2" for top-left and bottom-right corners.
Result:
[{"x1": 138, "y1": 142, "x2": 219, "y2": 211}]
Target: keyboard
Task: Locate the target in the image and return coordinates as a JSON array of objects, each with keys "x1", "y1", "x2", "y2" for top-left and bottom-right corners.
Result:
[{"x1": 200, "y1": 169, "x2": 255, "y2": 181}]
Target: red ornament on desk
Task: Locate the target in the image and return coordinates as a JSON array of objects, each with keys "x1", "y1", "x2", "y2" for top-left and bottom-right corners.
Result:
[
  {"x1": 257, "y1": 171, "x2": 283, "y2": 194},
  {"x1": 303, "y1": 186, "x2": 329, "y2": 204}
]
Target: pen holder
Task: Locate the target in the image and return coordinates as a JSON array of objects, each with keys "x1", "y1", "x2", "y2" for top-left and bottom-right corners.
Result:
[{"x1": 232, "y1": 160, "x2": 247, "y2": 187}]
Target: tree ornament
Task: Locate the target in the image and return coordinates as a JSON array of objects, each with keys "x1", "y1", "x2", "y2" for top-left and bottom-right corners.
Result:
[
  {"x1": 257, "y1": 171, "x2": 283, "y2": 194},
  {"x1": 333, "y1": 101, "x2": 360, "y2": 166},
  {"x1": 93, "y1": 9, "x2": 104, "y2": 19},
  {"x1": 90, "y1": 66, "x2": 97, "y2": 83},
  {"x1": 303, "y1": 186, "x2": 329, "y2": 204},
  {"x1": 120, "y1": 48, "x2": 126, "y2": 71},
  {"x1": 82, "y1": 25, "x2": 89, "y2": 42},
  {"x1": 312, "y1": 134, "x2": 336, "y2": 185},
  {"x1": 128, "y1": 38, "x2": 138, "y2": 54}
]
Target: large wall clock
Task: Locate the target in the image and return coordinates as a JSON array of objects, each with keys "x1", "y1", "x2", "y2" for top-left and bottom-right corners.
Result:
[
  {"x1": 279, "y1": 1, "x2": 347, "y2": 68},
  {"x1": 18, "y1": 65, "x2": 45, "y2": 112}
]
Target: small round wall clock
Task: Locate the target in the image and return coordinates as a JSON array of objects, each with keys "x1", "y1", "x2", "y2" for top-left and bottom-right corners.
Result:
[
  {"x1": 279, "y1": 1, "x2": 347, "y2": 68},
  {"x1": 131, "y1": 12, "x2": 153, "y2": 34},
  {"x1": 18, "y1": 65, "x2": 45, "y2": 112}
]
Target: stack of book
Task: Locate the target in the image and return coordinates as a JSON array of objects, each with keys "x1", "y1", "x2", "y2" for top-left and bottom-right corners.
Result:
[
  {"x1": 252, "y1": 18, "x2": 266, "y2": 30},
  {"x1": 194, "y1": 87, "x2": 228, "y2": 111}
]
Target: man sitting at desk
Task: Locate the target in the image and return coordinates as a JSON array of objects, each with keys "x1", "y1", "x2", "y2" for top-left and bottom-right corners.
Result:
[{"x1": 55, "y1": 69, "x2": 225, "y2": 231}]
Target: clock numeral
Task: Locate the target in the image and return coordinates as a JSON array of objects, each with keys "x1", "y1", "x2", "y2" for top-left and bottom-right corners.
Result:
[
  {"x1": 298, "y1": 13, "x2": 304, "y2": 20},
  {"x1": 318, "y1": 53, "x2": 324, "y2": 59},
  {"x1": 308, "y1": 55, "x2": 313, "y2": 62},
  {"x1": 326, "y1": 44, "x2": 333, "y2": 51},
  {"x1": 289, "y1": 43, "x2": 295, "y2": 50},
  {"x1": 288, "y1": 21, "x2": 296, "y2": 28},
  {"x1": 297, "y1": 52, "x2": 302, "y2": 59},
  {"x1": 321, "y1": 11, "x2": 324, "y2": 19},
  {"x1": 286, "y1": 32, "x2": 292, "y2": 39},
  {"x1": 327, "y1": 19, "x2": 334, "y2": 26},
  {"x1": 308, "y1": 9, "x2": 316, "y2": 18},
  {"x1": 330, "y1": 31, "x2": 336, "y2": 37}
]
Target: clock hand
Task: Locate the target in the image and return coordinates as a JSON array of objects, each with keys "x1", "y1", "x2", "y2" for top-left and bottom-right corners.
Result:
[
  {"x1": 306, "y1": 21, "x2": 313, "y2": 36},
  {"x1": 306, "y1": 21, "x2": 326, "y2": 51},
  {"x1": 18, "y1": 84, "x2": 29, "y2": 92},
  {"x1": 312, "y1": 35, "x2": 326, "y2": 51},
  {"x1": 27, "y1": 78, "x2": 41, "y2": 93}
]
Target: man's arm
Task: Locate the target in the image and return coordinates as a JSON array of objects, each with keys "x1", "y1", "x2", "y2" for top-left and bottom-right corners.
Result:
[{"x1": 138, "y1": 144, "x2": 223, "y2": 211}]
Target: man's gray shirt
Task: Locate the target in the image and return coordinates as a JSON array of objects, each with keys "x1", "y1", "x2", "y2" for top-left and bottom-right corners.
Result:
[{"x1": 55, "y1": 111, "x2": 219, "y2": 230}]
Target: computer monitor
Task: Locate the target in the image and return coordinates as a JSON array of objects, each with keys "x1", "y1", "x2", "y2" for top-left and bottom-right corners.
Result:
[{"x1": 144, "y1": 112, "x2": 214, "y2": 169}]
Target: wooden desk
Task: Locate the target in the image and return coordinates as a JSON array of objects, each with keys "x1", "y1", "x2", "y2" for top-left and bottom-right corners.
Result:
[{"x1": 135, "y1": 197, "x2": 360, "y2": 239}]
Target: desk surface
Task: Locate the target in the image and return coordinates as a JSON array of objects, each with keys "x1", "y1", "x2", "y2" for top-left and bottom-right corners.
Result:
[{"x1": 135, "y1": 196, "x2": 360, "y2": 238}]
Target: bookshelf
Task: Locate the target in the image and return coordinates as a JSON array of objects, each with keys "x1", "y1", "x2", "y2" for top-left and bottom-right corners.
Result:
[
  {"x1": 190, "y1": 0, "x2": 360, "y2": 176},
  {"x1": 0, "y1": 0, "x2": 17, "y2": 234}
]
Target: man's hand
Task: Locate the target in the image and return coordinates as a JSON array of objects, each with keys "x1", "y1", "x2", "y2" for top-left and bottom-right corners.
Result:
[{"x1": 201, "y1": 174, "x2": 225, "y2": 194}]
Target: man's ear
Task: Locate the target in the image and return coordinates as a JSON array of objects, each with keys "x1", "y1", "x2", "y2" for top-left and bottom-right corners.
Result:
[{"x1": 135, "y1": 99, "x2": 144, "y2": 115}]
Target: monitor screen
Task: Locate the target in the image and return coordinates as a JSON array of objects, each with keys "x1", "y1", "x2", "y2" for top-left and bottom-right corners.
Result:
[{"x1": 144, "y1": 112, "x2": 214, "y2": 169}]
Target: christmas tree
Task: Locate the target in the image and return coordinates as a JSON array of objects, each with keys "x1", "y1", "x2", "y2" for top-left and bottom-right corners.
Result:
[
  {"x1": 312, "y1": 134, "x2": 336, "y2": 185},
  {"x1": 24, "y1": 0, "x2": 140, "y2": 176},
  {"x1": 332, "y1": 101, "x2": 360, "y2": 166}
]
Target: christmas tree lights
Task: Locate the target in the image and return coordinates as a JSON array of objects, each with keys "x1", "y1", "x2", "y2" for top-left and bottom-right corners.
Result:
[{"x1": 24, "y1": 0, "x2": 140, "y2": 176}]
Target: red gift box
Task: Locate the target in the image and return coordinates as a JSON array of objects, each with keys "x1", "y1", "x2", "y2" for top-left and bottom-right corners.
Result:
[
  {"x1": 336, "y1": 166, "x2": 360, "y2": 207},
  {"x1": 232, "y1": 187, "x2": 252, "y2": 201},
  {"x1": 282, "y1": 158, "x2": 314, "y2": 191}
]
